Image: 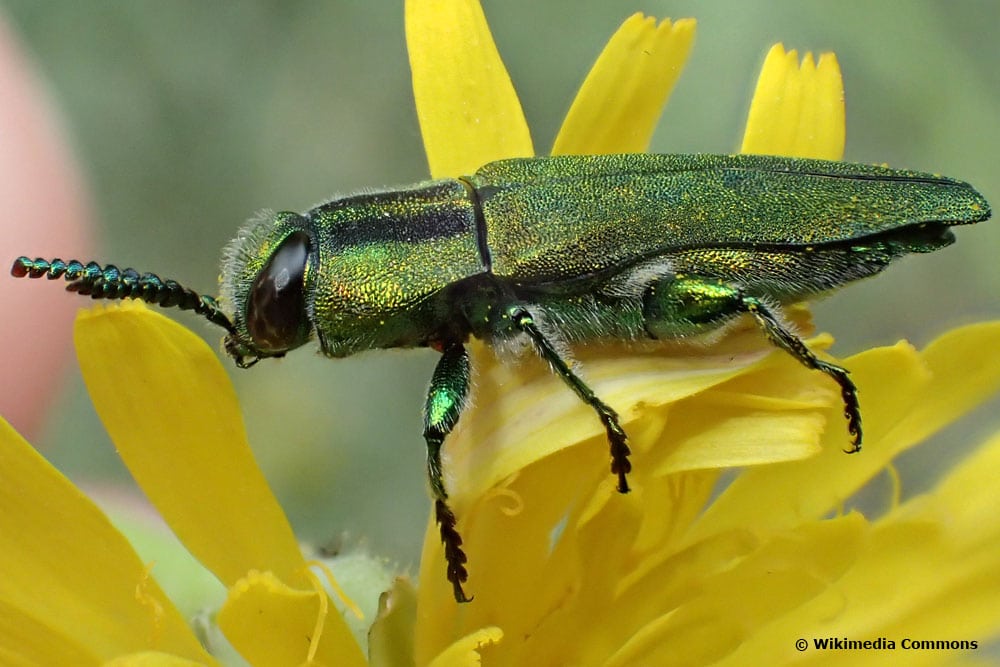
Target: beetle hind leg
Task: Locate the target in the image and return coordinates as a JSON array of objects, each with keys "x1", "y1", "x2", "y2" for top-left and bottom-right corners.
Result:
[
  {"x1": 642, "y1": 275, "x2": 861, "y2": 451},
  {"x1": 424, "y1": 343, "x2": 474, "y2": 602},
  {"x1": 508, "y1": 306, "x2": 632, "y2": 493},
  {"x1": 743, "y1": 296, "x2": 862, "y2": 452}
]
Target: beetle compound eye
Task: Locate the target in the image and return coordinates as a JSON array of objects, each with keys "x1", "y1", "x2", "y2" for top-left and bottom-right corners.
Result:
[{"x1": 246, "y1": 230, "x2": 310, "y2": 352}]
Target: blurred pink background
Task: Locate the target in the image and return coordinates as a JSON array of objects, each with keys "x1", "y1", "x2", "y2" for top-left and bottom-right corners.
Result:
[{"x1": 0, "y1": 13, "x2": 93, "y2": 440}]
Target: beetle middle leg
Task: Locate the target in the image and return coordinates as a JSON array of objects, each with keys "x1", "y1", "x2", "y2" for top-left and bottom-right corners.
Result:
[
  {"x1": 424, "y1": 342, "x2": 473, "y2": 602},
  {"x1": 642, "y1": 275, "x2": 862, "y2": 451},
  {"x1": 508, "y1": 306, "x2": 633, "y2": 493}
]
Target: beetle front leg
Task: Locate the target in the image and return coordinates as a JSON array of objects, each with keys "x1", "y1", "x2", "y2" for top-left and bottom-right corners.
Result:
[
  {"x1": 643, "y1": 275, "x2": 861, "y2": 451},
  {"x1": 424, "y1": 342, "x2": 473, "y2": 602},
  {"x1": 508, "y1": 306, "x2": 632, "y2": 493}
]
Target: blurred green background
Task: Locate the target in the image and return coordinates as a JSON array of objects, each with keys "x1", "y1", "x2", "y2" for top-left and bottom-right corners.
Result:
[{"x1": 4, "y1": 0, "x2": 999, "y2": 571}]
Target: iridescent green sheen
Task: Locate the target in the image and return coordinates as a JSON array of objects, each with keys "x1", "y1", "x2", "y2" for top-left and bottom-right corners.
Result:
[
  {"x1": 307, "y1": 180, "x2": 483, "y2": 356},
  {"x1": 470, "y1": 153, "x2": 986, "y2": 285},
  {"x1": 11, "y1": 152, "x2": 992, "y2": 603}
]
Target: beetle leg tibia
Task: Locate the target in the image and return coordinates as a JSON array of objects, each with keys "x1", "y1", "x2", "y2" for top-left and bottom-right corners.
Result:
[
  {"x1": 742, "y1": 296, "x2": 862, "y2": 452},
  {"x1": 423, "y1": 343, "x2": 473, "y2": 602},
  {"x1": 509, "y1": 306, "x2": 632, "y2": 493}
]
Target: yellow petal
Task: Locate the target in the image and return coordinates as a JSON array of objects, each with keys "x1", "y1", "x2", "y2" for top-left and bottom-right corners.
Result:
[
  {"x1": 414, "y1": 441, "x2": 600, "y2": 661},
  {"x1": 720, "y1": 434, "x2": 1000, "y2": 664},
  {"x1": 74, "y1": 302, "x2": 306, "y2": 587},
  {"x1": 103, "y1": 652, "x2": 209, "y2": 667},
  {"x1": 690, "y1": 322, "x2": 1000, "y2": 542},
  {"x1": 217, "y1": 571, "x2": 365, "y2": 667},
  {"x1": 609, "y1": 515, "x2": 867, "y2": 666},
  {"x1": 689, "y1": 342, "x2": 924, "y2": 543},
  {"x1": 552, "y1": 15, "x2": 695, "y2": 155},
  {"x1": 740, "y1": 44, "x2": 845, "y2": 160},
  {"x1": 649, "y1": 358, "x2": 834, "y2": 473},
  {"x1": 0, "y1": 599, "x2": 97, "y2": 666},
  {"x1": 406, "y1": 0, "x2": 533, "y2": 177},
  {"x1": 882, "y1": 321, "x2": 1000, "y2": 448},
  {"x1": 0, "y1": 418, "x2": 214, "y2": 664},
  {"x1": 443, "y1": 341, "x2": 770, "y2": 509},
  {"x1": 427, "y1": 627, "x2": 503, "y2": 667},
  {"x1": 923, "y1": 429, "x2": 1000, "y2": 552},
  {"x1": 445, "y1": 323, "x2": 838, "y2": 511}
]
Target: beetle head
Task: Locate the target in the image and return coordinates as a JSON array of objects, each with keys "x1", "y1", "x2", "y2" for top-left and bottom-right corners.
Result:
[{"x1": 219, "y1": 210, "x2": 317, "y2": 366}]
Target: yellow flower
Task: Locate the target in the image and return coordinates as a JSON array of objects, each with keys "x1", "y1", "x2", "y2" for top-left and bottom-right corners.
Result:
[
  {"x1": 0, "y1": 301, "x2": 367, "y2": 665},
  {"x1": 4, "y1": 3, "x2": 997, "y2": 666},
  {"x1": 363, "y1": 1, "x2": 1000, "y2": 664}
]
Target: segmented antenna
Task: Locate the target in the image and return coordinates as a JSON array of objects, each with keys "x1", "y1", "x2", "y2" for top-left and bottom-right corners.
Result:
[{"x1": 10, "y1": 256, "x2": 237, "y2": 336}]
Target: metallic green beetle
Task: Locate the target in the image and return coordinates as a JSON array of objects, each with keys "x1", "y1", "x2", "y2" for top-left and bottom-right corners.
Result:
[{"x1": 12, "y1": 152, "x2": 992, "y2": 602}]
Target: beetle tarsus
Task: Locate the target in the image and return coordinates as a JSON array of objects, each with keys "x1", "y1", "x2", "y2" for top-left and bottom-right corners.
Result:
[
  {"x1": 436, "y1": 499, "x2": 472, "y2": 603},
  {"x1": 427, "y1": 433, "x2": 473, "y2": 602},
  {"x1": 602, "y1": 412, "x2": 632, "y2": 494},
  {"x1": 814, "y1": 359, "x2": 862, "y2": 453}
]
